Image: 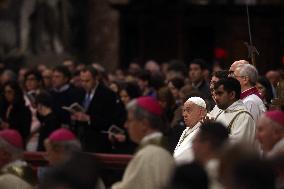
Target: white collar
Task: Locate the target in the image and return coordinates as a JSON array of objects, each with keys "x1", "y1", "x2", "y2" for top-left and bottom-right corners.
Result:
[
  {"x1": 242, "y1": 87, "x2": 255, "y2": 93},
  {"x1": 141, "y1": 131, "x2": 162, "y2": 144}
]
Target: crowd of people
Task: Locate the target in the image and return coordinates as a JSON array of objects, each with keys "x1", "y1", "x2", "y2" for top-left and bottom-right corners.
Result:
[{"x1": 0, "y1": 57, "x2": 284, "y2": 189}]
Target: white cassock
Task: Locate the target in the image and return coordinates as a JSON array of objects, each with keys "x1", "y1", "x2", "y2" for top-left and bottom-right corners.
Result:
[
  {"x1": 112, "y1": 132, "x2": 175, "y2": 189},
  {"x1": 242, "y1": 94, "x2": 266, "y2": 122},
  {"x1": 174, "y1": 122, "x2": 201, "y2": 164},
  {"x1": 210, "y1": 100, "x2": 255, "y2": 144}
]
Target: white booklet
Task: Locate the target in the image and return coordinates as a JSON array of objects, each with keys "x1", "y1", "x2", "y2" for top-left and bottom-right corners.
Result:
[
  {"x1": 62, "y1": 102, "x2": 85, "y2": 114},
  {"x1": 101, "y1": 125, "x2": 125, "y2": 136}
]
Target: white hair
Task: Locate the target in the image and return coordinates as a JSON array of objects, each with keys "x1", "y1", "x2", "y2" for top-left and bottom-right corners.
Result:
[{"x1": 237, "y1": 64, "x2": 258, "y2": 86}]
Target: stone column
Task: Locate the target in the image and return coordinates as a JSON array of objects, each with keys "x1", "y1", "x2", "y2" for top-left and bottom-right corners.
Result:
[{"x1": 86, "y1": 0, "x2": 125, "y2": 72}]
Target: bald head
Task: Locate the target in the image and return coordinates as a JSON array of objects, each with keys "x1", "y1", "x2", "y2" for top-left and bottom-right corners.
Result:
[{"x1": 229, "y1": 60, "x2": 249, "y2": 77}]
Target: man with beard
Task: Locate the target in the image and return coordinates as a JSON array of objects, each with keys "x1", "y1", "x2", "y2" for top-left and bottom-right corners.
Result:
[{"x1": 211, "y1": 77, "x2": 255, "y2": 144}]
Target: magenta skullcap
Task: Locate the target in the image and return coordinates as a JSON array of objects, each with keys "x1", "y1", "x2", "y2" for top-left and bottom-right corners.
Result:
[
  {"x1": 137, "y1": 96, "x2": 162, "y2": 116},
  {"x1": 48, "y1": 128, "x2": 76, "y2": 142},
  {"x1": 265, "y1": 110, "x2": 284, "y2": 127},
  {"x1": 0, "y1": 129, "x2": 23, "y2": 149}
]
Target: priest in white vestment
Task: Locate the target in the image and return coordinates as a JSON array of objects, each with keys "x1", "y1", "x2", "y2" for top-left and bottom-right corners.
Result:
[
  {"x1": 210, "y1": 77, "x2": 255, "y2": 144},
  {"x1": 230, "y1": 63, "x2": 266, "y2": 122},
  {"x1": 112, "y1": 96, "x2": 175, "y2": 189}
]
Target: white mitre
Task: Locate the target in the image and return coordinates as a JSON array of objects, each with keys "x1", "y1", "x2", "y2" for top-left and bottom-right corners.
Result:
[{"x1": 186, "y1": 96, "x2": 207, "y2": 109}]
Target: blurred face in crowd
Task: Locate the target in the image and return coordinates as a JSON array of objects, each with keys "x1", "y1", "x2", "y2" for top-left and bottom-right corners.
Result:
[
  {"x1": 256, "y1": 82, "x2": 266, "y2": 99},
  {"x1": 63, "y1": 60, "x2": 75, "y2": 74},
  {"x1": 210, "y1": 76, "x2": 220, "y2": 102},
  {"x1": 189, "y1": 64, "x2": 203, "y2": 84},
  {"x1": 42, "y1": 69, "x2": 52, "y2": 89},
  {"x1": 120, "y1": 89, "x2": 130, "y2": 105},
  {"x1": 109, "y1": 82, "x2": 119, "y2": 93},
  {"x1": 256, "y1": 115, "x2": 282, "y2": 153},
  {"x1": 168, "y1": 81, "x2": 179, "y2": 99},
  {"x1": 18, "y1": 68, "x2": 27, "y2": 83},
  {"x1": 80, "y1": 71, "x2": 97, "y2": 93},
  {"x1": 266, "y1": 70, "x2": 280, "y2": 86},
  {"x1": 25, "y1": 74, "x2": 40, "y2": 91},
  {"x1": 137, "y1": 79, "x2": 148, "y2": 92},
  {"x1": 182, "y1": 101, "x2": 205, "y2": 128},
  {"x1": 210, "y1": 75, "x2": 219, "y2": 93},
  {"x1": 52, "y1": 71, "x2": 68, "y2": 89},
  {"x1": 214, "y1": 85, "x2": 235, "y2": 110},
  {"x1": 125, "y1": 109, "x2": 146, "y2": 144},
  {"x1": 4, "y1": 85, "x2": 15, "y2": 103},
  {"x1": 44, "y1": 141, "x2": 65, "y2": 166}
]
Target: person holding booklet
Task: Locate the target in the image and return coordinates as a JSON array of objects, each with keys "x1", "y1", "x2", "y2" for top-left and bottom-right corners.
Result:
[{"x1": 70, "y1": 66, "x2": 126, "y2": 153}]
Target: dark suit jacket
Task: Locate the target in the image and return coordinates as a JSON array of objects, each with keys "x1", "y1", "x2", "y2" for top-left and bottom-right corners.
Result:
[
  {"x1": 37, "y1": 112, "x2": 60, "y2": 151},
  {"x1": 1, "y1": 104, "x2": 32, "y2": 142},
  {"x1": 79, "y1": 83, "x2": 126, "y2": 153},
  {"x1": 50, "y1": 84, "x2": 84, "y2": 126}
]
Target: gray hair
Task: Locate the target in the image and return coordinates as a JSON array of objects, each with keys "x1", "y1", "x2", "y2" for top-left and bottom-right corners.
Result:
[
  {"x1": 127, "y1": 99, "x2": 165, "y2": 132},
  {"x1": 0, "y1": 138, "x2": 23, "y2": 161},
  {"x1": 1, "y1": 69, "x2": 17, "y2": 82},
  {"x1": 48, "y1": 140, "x2": 82, "y2": 155},
  {"x1": 237, "y1": 64, "x2": 258, "y2": 86}
]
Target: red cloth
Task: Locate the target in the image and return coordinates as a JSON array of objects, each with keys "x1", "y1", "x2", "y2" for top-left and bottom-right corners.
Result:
[
  {"x1": 48, "y1": 128, "x2": 76, "y2": 142},
  {"x1": 0, "y1": 129, "x2": 23, "y2": 149},
  {"x1": 240, "y1": 87, "x2": 262, "y2": 100},
  {"x1": 137, "y1": 96, "x2": 162, "y2": 116},
  {"x1": 265, "y1": 111, "x2": 284, "y2": 127}
]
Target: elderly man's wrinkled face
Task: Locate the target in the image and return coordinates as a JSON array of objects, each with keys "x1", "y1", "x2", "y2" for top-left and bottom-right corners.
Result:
[
  {"x1": 125, "y1": 110, "x2": 145, "y2": 144},
  {"x1": 256, "y1": 115, "x2": 280, "y2": 153},
  {"x1": 182, "y1": 101, "x2": 205, "y2": 128},
  {"x1": 232, "y1": 68, "x2": 247, "y2": 89}
]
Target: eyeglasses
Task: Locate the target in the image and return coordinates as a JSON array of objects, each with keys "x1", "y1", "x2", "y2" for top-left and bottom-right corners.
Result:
[{"x1": 228, "y1": 71, "x2": 246, "y2": 79}]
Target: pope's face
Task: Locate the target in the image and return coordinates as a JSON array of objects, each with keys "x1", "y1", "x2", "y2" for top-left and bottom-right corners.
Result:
[{"x1": 182, "y1": 101, "x2": 204, "y2": 128}]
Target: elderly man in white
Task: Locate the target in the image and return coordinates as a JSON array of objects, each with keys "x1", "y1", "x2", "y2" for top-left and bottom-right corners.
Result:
[
  {"x1": 256, "y1": 110, "x2": 284, "y2": 158},
  {"x1": 231, "y1": 63, "x2": 266, "y2": 122},
  {"x1": 174, "y1": 97, "x2": 207, "y2": 164}
]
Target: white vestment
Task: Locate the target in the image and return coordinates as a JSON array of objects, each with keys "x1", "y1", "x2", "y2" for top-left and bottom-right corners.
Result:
[
  {"x1": 112, "y1": 132, "x2": 175, "y2": 189},
  {"x1": 174, "y1": 122, "x2": 201, "y2": 164},
  {"x1": 211, "y1": 100, "x2": 256, "y2": 144},
  {"x1": 242, "y1": 93, "x2": 266, "y2": 122}
]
